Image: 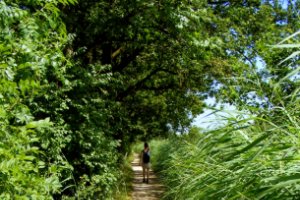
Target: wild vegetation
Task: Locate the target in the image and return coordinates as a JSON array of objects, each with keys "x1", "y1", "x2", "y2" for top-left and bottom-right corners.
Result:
[
  {"x1": 150, "y1": 10, "x2": 300, "y2": 200},
  {"x1": 1, "y1": 0, "x2": 300, "y2": 199},
  {"x1": 151, "y1": 99, "x2": 300, "y2": 199}
]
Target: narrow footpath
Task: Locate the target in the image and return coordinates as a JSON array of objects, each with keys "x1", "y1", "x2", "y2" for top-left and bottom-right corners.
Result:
[{"x1": 131, "y1": 153, "x2": 165, "y2": 200}]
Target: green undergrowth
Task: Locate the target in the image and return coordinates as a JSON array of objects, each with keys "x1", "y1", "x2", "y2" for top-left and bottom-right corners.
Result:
[
  {"x1": 113, "y1": 153, "x2": 134, "y2": 200},
  {"x1": 151, "y1": 106, "x2": 300, "y2": 199},
  {"x1": 132, "y1": 143, "x2": 143, "y2": 154}
]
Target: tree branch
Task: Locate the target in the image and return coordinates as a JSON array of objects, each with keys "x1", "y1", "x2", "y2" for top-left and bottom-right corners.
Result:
[
  {"x1": 116, "y1": 67, "x2": 176, "y2": 101},
  {"x1": 112, "y1": 47, "x2": 144, "y2": 73}
]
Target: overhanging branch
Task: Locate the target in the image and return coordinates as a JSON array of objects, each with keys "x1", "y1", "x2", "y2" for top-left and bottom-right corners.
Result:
[{"x1": 116, "y1": 67, "x2": 177, "y2": 101}]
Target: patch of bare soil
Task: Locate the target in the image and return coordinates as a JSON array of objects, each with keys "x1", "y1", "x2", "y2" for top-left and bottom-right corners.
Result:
[{"x1": 131, "y1": 154, "x2": 165, "y2": 200}]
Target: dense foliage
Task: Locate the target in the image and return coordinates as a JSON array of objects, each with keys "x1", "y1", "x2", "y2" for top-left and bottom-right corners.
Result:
[
  {"x1": 0, "y1": 0, "x2": 120, "y2": 199},
  {"x1": 0, "y1": 0, "x2": 74, "y2": 198},
  {"x1": 60, "y1": 0, "x2": 288, "y2": 138},
  {"x1": 1, "y1": 0, "x2": 299, "y2": 199}
]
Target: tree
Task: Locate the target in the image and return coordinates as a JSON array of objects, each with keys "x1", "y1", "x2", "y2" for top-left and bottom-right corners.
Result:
[
  {"x1": 60, "y1": 0, "x2": 293, "y2": 139},
  {"x1": 214, "y1": 0, "x2": 300, "y2": 109}
]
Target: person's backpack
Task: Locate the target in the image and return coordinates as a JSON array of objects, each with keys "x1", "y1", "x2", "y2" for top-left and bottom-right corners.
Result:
[{"x1": 143, "y1": 150, "x2": 150, "y2": 163}]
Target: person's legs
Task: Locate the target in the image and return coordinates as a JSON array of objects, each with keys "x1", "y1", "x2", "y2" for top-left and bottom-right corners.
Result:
[
  {"x1": 142, "y1": 165, "x2": 146, "y2": 182},
  {"x1": 146, "y1": 167, "x2": 149, "y2": 183}
]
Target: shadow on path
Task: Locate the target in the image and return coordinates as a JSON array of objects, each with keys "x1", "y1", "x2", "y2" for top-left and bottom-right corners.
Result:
[{"x1": 131, "y1": 153, "x2": 165, "y2": 200}]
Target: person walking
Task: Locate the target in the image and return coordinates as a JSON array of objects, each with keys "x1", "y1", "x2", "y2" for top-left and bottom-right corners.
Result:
[{"x1": 140, "y1": 142, "x2": 150, "y2": 183}]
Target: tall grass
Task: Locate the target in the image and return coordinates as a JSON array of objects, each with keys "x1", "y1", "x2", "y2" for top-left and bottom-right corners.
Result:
[
  {"x1": 152, "y1": 105, "x2": 300, "y2": 199},
  {"x1": 150, "y1": 35, "x2": 300, "y2": 199},
  {"x1": 112, "y1": 153, "x2": 134, "y2": 200}
]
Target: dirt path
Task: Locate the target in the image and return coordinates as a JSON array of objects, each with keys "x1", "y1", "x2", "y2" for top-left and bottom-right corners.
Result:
[{"x1": 131, "y1": 153, "x2": 165, "y2": 200}]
